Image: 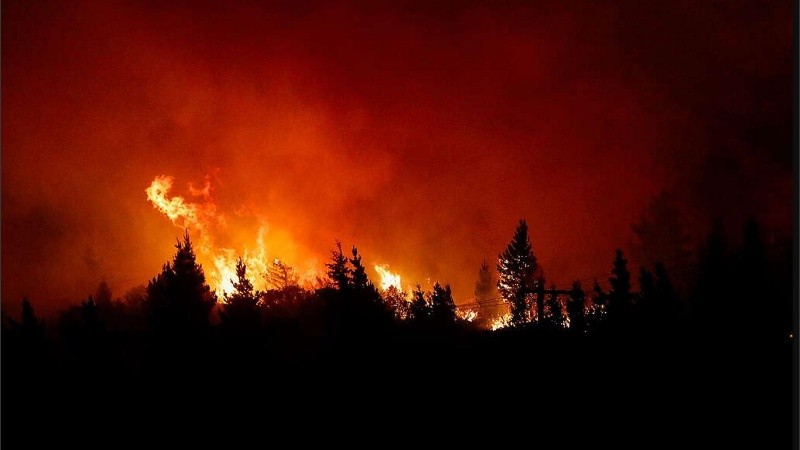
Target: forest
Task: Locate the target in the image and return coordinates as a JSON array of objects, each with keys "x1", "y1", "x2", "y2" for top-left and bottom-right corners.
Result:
[{"x1": 2, "y1": 217, "x2": 793, "y2": 447}]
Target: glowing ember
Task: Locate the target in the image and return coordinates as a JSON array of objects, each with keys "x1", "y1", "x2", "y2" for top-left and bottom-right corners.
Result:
[{"x1": 374, "y1": 264, "x2": 402, "y2": 291}]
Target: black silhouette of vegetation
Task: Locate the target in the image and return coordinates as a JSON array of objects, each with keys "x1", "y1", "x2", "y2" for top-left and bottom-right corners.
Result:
[
  {"x1": 1, "y1": 218, "x2": 793, "y2": 447},
  {"x1": 145, "y1": 231, "x2": 216, "y2": 340},
  {"x1": 496, "y1": 219, "x2": 541, "y2": 326}
]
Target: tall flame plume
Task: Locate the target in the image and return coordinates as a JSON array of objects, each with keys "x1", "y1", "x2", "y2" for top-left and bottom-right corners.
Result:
[{"x1": 145, "y1": 174, "x2": 316, "y2": 297}]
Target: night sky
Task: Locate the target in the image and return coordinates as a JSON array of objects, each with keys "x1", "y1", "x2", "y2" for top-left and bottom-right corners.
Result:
[{"x1": 2, "y1": 0, "x2": 793, "y2": 316}]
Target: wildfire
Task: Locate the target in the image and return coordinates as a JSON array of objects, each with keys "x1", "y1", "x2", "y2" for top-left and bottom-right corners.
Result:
[
  {"x1": 490, "y1": 313, "x2": 512, "y2": 331},
  {"x1": 145, "y1": 175, "x2": 214, "y2": 238},
  {"x1": 456, "y1": 309, "x2": 478, "y2": 322},
  {"x1": 374, "y1": 264, "x2": 401, "y2": 291},
  {"x1": 145, "y1": 174, "x2": 315, "y2": 297}
]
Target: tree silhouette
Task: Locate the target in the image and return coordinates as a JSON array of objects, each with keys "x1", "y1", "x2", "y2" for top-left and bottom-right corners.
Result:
[
  {"x1": 94, "y1": 281, "x2": 113, "y2": 309},
  {"x1": 349, "y1": 246, "x2": 370, "y2": 291},
  {"x1": 325, "y1": 240, "x2": 350, "y2": 290},
  {"x1": 592, "y1": 279, "x2": 607, "y2": 308},
  {"x1": 349, "y1": 248, "x2": 389, "y2": 328},
  {"x1": 145, "y1": 231, "x2": 216, "y2": 338},
  {"x1": 497, "y1": 219, "x2": 540, "y2": 326},
  {"x1": 263, "y1": 259, "x2": 305, "y2": 314},
  {"x1": 382, "y1": 286, "x2": 409, "y2": 320},
  {"x1": 607, "y1": 249, "x2": 632, "y2": 324},
  {"x1": 567, "y1": 281, "x2": 586, "y2": 334},
  {"x1": 81, "y1": 296, "x2": 102, "y2": 336},
  {"x1": 20, "y1": 297, "x2": 42, "y2": 337},
  {"x1": 265, "y1": 259, "x2": 299, "y2": 291},
  {"x1": 7, "y1": 297, "x2": 44, "y2": 346},
  {"x1": 430, "y1": 282, "x2": 456, "y2": 324},
  {"x1": 408, "y1": 285, "x2": 431, "y2": 322},
  {"x1": 220, "y1": 258, "x2": 260, "y2": 335},
  {"x1": 3, "y1": 297, "x2": 46, "y2": 366},
  {"x1": 546, "y1": 284, "x2": 564, "y2": 328}
]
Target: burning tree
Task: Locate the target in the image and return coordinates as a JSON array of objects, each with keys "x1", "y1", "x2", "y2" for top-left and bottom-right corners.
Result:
[
  {"x1": 262, "y1": 259, "x2": 305, "y2": 313},
  {"x1": 382, "y1": 286, "x2": 409, "y2": 320},
  {"x1": 265, "y1": 259, "x2": 299, "y2": 291},
  {"x1": 497, "y1": 219, "x2": 541, "y2": 326},
  {"x1": 607, "y1": 249, "x2": 633, "y2": 324}
]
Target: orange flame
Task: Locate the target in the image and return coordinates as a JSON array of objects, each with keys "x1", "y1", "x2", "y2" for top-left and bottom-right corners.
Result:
[
  {"x1": 145, "y1": 174, "x2": 316, "y2": 297},
  {"x1": 374, "y1": 264, "x2": 402, "y2": 292},
  {"x1": 490, "y1": 313, "x2": 512, "y2": 331},
  {"x1": 456, "y1": 309, "x2": 478, "y2": 322},
  {"x1": 145, "y1": 175, "x2": 211, "y2": 234}
]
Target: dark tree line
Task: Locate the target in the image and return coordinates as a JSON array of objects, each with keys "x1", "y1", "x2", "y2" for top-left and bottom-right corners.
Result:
[
  {"x1": 5, "y1": 216, "x2": 791, "y2": 354},
  {"x1": 2, "y1": 216, "x2": 792, "y2": 448}
]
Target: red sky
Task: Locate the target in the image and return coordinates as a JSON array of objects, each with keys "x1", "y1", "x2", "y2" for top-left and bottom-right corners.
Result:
[{"x1": 2, "y1": 0, "x2": 793, "y2": 316}]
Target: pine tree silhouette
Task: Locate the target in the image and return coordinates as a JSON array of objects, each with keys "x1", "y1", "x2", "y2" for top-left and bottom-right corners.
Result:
[
  {"x1": 567, "y1": 281, "x2": 586, "y2": 334},
  {"x1": 349, "y1": 246, "x2": 370, "y2": 291},
  {"x1": 607, "y1": 249, "x2": 633, "y2": 326},
  {"x1": 146, "y1": 231, "x2": 216, "y2": 338},
  {"x1": 94, "y1": 281, "x2": 113, "y2": 309},
  {"x1": 220, "y1": 258, "x2": 260, "y2": 336},
  {"x1": 408, "y1": 285, "x2": 431, "y2": 322},
  {"x1": 497, "y1": 219, "x2": 540, "y2": 326},
  {"x1": 593, "y1": 279, "x2": 606, "y2": 308},
  {"x1": 17, "y1": 297, "x2": 44, "y2": 346},
  {"x1": 20, "y1": 297, "x2": 42, "y2": 338},
  {"x1": 325, "y1": 240, "x2": 350, "y2": 291}
]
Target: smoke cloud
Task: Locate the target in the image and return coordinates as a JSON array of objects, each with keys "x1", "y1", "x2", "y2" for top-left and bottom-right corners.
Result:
[{"x1": 2, "y1": 0, "x2": 792, "y2": 316}]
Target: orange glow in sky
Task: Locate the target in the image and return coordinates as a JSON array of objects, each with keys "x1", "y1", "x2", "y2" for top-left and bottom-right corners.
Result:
[{"x1": 2, "y1": 0, "x2": 792, "y2": 316}]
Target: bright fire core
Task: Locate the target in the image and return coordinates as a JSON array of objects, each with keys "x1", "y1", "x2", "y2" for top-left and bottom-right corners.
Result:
[
  {"x1": 146, "y1": 175, "x2": 410, "y2": 298},
  {"x1": 146, "y1": 175, "x2": 296, "y2": 296},
  {"x1": 374, "y1": 264, "x2": 401, "y2": 291}
]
